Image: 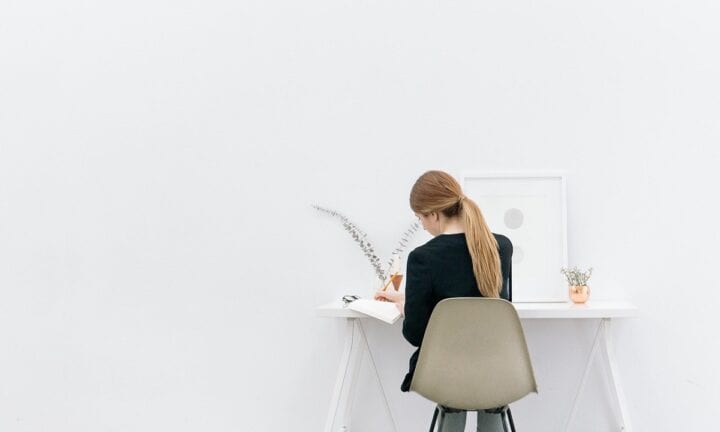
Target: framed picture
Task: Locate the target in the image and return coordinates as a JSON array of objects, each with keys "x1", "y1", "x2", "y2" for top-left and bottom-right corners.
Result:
[{"x1": 462, "y1": 172, "x2": 568, "y2": 302}]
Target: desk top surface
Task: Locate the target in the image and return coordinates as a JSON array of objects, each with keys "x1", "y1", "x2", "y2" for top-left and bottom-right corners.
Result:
[{"x1": 316, "y1": 299, "x2": 638, "y2": 320}]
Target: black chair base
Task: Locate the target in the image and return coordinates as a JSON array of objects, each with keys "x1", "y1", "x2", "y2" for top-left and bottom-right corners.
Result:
[{"x1": 429, "y1": 405, "x2": 516, "y2": 432}]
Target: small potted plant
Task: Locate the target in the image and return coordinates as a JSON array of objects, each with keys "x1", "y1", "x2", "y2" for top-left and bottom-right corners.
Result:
[{"x1": 561, "y1": 266, "x2": 593, "y2": 304}]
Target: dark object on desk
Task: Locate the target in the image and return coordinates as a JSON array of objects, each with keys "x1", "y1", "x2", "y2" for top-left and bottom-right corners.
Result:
[{"x1": 341, "y1": 295, "x2": 360, "y2": 306}]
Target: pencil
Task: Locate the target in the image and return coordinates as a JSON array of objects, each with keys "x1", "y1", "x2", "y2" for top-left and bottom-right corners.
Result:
[{"x1": 381, "y1": 272, "x2": 398, "y2": 292}]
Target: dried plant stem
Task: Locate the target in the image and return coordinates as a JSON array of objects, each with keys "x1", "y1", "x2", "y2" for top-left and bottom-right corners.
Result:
[
  {"x1": 312, "y1": 204, "x2": 421, "y2": 282},
  {"x1": 312, "y1": 204, "x2": 385, "y2": 280}
]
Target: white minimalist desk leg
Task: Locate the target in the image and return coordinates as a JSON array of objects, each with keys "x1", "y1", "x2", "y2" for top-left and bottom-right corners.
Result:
[
  {"x1": 324, "y1": 318, "x2": 363, "y2": 432},
  {"x1": 323, "y1": 318, "x2": 399, "y2": 432},
  {"x1": 564, "y1": 321, "x2": 603, "y2": 432},
  {"x1": 564, "y1": 319, "x2": 633, "y2": 432},
  {"x1": 343, "y1": 325, "x2": 366, "y2": 430},
  {"x1": 600, "y1": 318, "x2": 633, "y2": 432},
  {"x1": 357, "y1": 321, "x2": 399, "y2": 432}
]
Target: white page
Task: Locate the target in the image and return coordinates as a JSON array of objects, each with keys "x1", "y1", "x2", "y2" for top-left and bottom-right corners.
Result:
[{"x1": 347, "y1": 299, "x2": 401, "y2": 324}]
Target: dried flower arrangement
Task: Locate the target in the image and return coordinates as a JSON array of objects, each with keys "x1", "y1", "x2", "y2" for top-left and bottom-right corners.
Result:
[
  {"x1": 312, "y1": 204, "x2": 420, "y2": 281},
  {"x1": 560, "y1": 266, "x2": 593, "y2": 286}
]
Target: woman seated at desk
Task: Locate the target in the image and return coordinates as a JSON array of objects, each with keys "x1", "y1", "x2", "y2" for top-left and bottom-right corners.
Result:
[{"x1": 376, "y1": 170, "x2": 513, "y2": 432}]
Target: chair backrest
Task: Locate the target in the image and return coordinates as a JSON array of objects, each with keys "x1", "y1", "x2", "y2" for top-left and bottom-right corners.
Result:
[{"x1": 410, "y1": 298, "x2": 537, "y2": 410}]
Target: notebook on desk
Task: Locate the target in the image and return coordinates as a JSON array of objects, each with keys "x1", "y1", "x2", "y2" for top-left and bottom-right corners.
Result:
[{"x1": 347, "y1": 299, "x2": 402, "y2": 324}]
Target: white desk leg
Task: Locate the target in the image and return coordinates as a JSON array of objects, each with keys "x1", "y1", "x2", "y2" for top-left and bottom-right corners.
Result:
[
  {"x1": 357, "y1": 321, "x2": 399, "y2": 432},
  {"x1": 600, "y1": 318, "x2": 633, "y2": 432},
  {"x1": 564, "y1": 319, "x2": 634, "y2": 432},
  {"x1": 564, "y1": 321, "x2": 603, "y2": 432},
  {"x1": 344, "y1": 324, "x2": 366, "y2": 431},
  {"x1": 324, "y1": 318, "x2": 363, "y2": 432}
]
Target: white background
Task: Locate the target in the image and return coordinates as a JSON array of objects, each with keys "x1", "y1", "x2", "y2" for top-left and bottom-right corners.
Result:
[{"x1": 1, "y1": 0, "x2": 719, "y2": 431}]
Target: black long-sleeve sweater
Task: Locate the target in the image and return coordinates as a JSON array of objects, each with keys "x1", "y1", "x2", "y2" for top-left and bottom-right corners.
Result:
[{"x1": 400, "y1": 232, "x2": 513, "y2": 392}]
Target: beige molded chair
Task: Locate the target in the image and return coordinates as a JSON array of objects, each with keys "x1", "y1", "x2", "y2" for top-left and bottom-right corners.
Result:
[{"x1": 410, "y1": 298, "x2": 538, "y2": 432}]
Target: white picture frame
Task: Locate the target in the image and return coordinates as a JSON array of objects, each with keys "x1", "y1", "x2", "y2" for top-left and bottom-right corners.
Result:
[{"x1": 462, "y1": 171, "x2": 568, "y2": 302}]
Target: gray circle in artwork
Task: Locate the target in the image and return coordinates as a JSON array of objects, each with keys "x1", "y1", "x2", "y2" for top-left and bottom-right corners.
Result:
[
  {"x1": 504, "y1": 208, "x2": 524, "y2": 229},
  {"x1": 512, "y1": 246, "x2": 524, "y2": 264}
]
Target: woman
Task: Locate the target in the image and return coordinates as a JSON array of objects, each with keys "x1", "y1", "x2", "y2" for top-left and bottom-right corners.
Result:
[{"x1": 375, "y1": 170, "x2": 513, "y2": 432}]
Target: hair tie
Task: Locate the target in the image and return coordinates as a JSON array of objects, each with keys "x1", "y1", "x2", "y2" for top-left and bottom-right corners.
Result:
[{"x1": 458, "y1": 195, "x2": 466, "y2": 204}]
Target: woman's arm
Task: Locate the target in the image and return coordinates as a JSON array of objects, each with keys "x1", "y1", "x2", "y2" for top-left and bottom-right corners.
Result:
[{"x1": 399, "y1": 249, "x2": 434, "y2": 347}]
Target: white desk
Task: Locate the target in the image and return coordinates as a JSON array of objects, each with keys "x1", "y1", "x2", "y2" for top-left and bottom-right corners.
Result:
[{"x1": 316, "y1": 300, "x2": 638, "y2": 432}]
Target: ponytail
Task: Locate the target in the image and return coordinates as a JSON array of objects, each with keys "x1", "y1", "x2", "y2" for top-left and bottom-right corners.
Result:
[{"x1": 461, "y1": 197, "x2": 502, "y2": 298}]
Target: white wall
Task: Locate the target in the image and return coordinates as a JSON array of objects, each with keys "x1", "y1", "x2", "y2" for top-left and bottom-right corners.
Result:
[{"x1": 1, "y1": 0, "x2": 719, "y2": 431}]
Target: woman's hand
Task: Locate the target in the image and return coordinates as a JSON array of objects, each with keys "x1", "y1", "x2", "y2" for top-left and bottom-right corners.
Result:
[{"x1": 374, "y1": 290, "x2": 405, "y2": 315}]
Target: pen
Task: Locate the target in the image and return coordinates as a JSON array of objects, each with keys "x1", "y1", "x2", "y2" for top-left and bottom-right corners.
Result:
[{"x1": 381, "y1": 272, "x2": 398, "y2": 292}]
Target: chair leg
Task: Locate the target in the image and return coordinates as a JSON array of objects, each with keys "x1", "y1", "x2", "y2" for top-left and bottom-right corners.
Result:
[
  {"x1": 507, "y1": 408, "x2": 516, "y2": 432},
  {"x1": 429, "y1": 406, "x2": 439, "y2": 432},
  {"x1": 500, "y1": 410, "x2": 510, "y2": 432},
  {"x1": 437, "y1": 406, "x2": 448, "y2": 432}
]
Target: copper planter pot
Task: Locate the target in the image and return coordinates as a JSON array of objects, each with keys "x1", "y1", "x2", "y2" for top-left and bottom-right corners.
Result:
[{"x1": 569, "y1": 285, "x2": 590, "y2": 303}]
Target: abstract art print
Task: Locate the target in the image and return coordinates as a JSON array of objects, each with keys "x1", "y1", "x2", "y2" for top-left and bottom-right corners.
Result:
[{"x1": 463, "y1": 172, "x2": 568, "y2": 302}]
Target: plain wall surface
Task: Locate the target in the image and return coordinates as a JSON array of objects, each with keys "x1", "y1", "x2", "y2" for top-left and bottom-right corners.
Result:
[{"x1": 1, "y1": 0, "x2": 719, "y2": 430}]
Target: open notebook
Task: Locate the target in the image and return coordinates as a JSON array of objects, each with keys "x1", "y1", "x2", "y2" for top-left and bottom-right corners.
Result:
[{"x1": 347, "y1": 299, "x2": 402, "y2": 324}]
